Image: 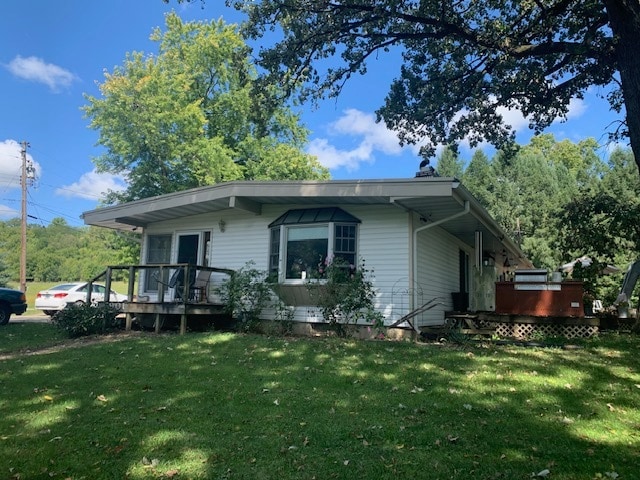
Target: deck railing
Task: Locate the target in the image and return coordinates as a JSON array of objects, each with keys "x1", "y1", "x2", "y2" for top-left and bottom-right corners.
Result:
[{"x1": 83, "y1": 264, "x2": 235, "y2": 334}]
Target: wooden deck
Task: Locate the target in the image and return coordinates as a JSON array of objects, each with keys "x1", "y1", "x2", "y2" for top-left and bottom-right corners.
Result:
[
  {"x1": 90, "y1": 263, "x2": 235, "y2": 334},
  {"x1": 421, "y1": 311, "x2": 600, "y2": 339},
  {"x1": 119, "y1": 300, "x2": 229, "y2": 334}
]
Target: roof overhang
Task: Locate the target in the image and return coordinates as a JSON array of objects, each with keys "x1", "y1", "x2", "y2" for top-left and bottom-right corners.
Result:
[{"x1": 81, "y1": 177, "x2": 531, "y2": 268}]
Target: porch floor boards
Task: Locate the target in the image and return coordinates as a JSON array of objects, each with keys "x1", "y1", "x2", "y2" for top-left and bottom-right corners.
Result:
[{"x1": 120, "y1": 301, "x2": 228, "y2": 334}]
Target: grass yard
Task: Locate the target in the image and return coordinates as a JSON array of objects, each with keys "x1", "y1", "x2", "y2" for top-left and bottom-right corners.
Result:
[{"x1": 1, "y1": 325, "x2": 639, "y2": 479}]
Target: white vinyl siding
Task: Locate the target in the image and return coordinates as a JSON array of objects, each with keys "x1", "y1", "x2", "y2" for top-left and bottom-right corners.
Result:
[
  {"x1": 415, "y1": 226, "x2": 461, "y2": 327},
  {"x1": 141, "y1": 204, "x2": 469, "y2": 327}
]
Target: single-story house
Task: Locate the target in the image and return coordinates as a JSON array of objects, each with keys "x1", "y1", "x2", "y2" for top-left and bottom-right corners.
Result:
[{"x1": 81, "y1": 176, "x2": 531, "y2": 330}]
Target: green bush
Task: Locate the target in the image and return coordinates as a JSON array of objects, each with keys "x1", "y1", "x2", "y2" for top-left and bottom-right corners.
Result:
[
  {"x1": 50, "y1": 302, "x2": 122, "y2": 338},
  {"x1": 307, "y1": 258, "x2": 384, "y2": 337},
  {"x1": 216, "y1": 261, "x2": 273, "y2": 333}
]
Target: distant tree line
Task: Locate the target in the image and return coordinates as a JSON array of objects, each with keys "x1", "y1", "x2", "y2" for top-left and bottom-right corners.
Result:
[{"x1": 0, "y1": 218, "x2": 139, "y2": 285}]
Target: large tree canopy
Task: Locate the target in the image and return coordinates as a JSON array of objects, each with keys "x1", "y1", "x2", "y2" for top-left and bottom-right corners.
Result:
[
  {"x1": 222, "y1": 0, "x2": 640, "y2": 169},
  {"x1": 84, "y1": 12, "x2": 328, "y2": 203}
]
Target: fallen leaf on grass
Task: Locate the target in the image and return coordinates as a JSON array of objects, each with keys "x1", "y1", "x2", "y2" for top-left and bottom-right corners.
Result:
[
  {"x1": 142, "y1": 457, "x2": 159, "y2": 467},
  {"x1": 532, "y1": 469, "x2": 550, "y2": 477},
  {"x1": 44, "y1": 395, "x2": 53, "y2": 402}
]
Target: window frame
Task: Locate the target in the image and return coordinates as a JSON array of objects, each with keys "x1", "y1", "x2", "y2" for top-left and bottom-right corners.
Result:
[
  {"x1": 144, "y1": 234, "x2": 173, "y2": 292},
  {"x1": 269, "y1": 218, "x2": 359, "y2": 284}
]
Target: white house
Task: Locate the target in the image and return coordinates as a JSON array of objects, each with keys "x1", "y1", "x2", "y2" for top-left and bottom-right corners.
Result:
[{"x1": 81, "y1": 177, "x2": 530, "y2": 330}]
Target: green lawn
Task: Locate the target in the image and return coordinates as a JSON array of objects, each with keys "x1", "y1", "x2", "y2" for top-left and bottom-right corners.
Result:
[{"x1": 1, "y1": 326, "x2": 639, "y2": 479}]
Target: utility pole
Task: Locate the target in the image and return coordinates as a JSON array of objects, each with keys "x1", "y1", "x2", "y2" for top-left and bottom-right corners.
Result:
[{"x1": 20, "y1": 141, "x2": 33, "y2": 293}]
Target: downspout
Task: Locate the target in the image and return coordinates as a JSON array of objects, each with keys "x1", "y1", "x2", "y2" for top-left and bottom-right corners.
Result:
[{"x1": 410, "y1": 201, "x2": 470, "y2": 327}]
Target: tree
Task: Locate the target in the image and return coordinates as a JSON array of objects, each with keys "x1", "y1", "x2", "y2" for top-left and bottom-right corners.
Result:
[
  {"x1": 228, "y1": 0, "x2": 640, "y2": 171},
  {"x1": 461, "y1": 150, "x2": 494, "y2": 207},
  {"x1": 556, "y1": 147, "x2": 640, "y2": 304},
  {"x1": 460, "y1": 135, "x2": 600, "y2": 270},
  {"x1": 84, "y1": 13, "x2": 328, "y2": 203},
  {"x1": 435, "y1": 146, "x2": 463, "y2": 178},
  {"x1": 0, "y1": 255, "x2": 10, "y2": 287}
]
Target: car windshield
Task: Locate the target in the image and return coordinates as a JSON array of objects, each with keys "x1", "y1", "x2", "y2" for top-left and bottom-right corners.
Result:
[{"x1": 50, "y1": 284, "x2": 81, "y2": 291}]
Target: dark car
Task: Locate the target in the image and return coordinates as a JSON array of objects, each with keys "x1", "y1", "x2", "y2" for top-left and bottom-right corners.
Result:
[{"x1": 0, "y1": 287, "x2": 28, "y2": 325}]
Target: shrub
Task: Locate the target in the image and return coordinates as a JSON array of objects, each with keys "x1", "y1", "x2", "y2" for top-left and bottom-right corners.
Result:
[
  {"x1": 51, "y1": 302, "x2": 122, "y2": 338},
  {"x1": 217, "y1": 261, "x2": 273, "y2": 333},
  {"x1": 307, "y1": 258, "x2": 384, "y2": 337}
]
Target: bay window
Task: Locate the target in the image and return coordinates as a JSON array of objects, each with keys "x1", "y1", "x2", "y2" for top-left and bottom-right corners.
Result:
[{"x1": 268, "y1": 207, "x2": 360, "y2": 281}]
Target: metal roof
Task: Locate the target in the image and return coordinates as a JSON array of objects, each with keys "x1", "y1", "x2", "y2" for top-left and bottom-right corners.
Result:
[
  {"x1": 81, "y1": 177, "x2": 531, "y2": 268},
  {"x1": 268, "y1": 207, "x2": 361, "y2": 227}
]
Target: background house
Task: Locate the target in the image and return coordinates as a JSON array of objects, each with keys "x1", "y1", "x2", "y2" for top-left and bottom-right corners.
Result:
[{"x1": 81, "y1": 177, "x2": 530, "y2": 330}]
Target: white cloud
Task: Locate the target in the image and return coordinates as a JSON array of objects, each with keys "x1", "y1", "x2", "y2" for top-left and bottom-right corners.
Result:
[
  {"x1": 0, "y1": 140, "x2": 23, "y2": 188},
  {"x1": 564, "y1": 97, "x2": 588, "y2": 121},
  {"x1": 309, "y1": 97, "x2": 591, "y2": 170},
  {"x1": 0, "y1": 139, "x2": 40, "y2": 190},
  {"x1": 56, "y1": 170, "x2": 126, "y2": 200},
  {"x1": 308, "y1": 109, "x2": 406, "y2": 171},
  {"x1": 0, "y1": 204, "x2": 18, "y2": 220},
  {"x1": 6, "y1": 55, "x2": 77, "y2": 92}
]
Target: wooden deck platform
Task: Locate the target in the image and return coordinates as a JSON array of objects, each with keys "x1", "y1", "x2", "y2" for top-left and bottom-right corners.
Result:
[
  {"x1": 421, "y1": 311, "x2": 600, "y2": 339},
  {"x1": 119, "y1": 301, "x2": 229, "y2": 334}
]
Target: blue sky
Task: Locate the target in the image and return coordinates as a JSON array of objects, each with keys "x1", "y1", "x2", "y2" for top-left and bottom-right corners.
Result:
[{"x1": 0, "y1": 0, "x2": 623, "y2": 228}]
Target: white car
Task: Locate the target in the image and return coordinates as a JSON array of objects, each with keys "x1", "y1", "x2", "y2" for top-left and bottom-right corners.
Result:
[{"x1": 35, "y1": 282, "x2": 128, "y2": 316}]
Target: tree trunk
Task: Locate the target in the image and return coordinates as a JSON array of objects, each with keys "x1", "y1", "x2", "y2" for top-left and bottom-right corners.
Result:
[{"x1": 605, "y1": 0, "x2": 640, "y2": 172}]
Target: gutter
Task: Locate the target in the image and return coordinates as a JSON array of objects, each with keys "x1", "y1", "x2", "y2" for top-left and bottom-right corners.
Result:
[{"x1": 409, "y1": 200, "x2": 470, "y2": 326}]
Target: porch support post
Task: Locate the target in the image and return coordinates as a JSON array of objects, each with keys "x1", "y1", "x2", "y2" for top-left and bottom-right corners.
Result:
[
  {"x1": 155, "y1": 313, "x2": 162, "y2": 334},
  {"x1": 180, "y1": 313, "x2": 187, "y2": 335},
  {"x1": 125, "y1": 266, "x2": 135, "y2": 331}
]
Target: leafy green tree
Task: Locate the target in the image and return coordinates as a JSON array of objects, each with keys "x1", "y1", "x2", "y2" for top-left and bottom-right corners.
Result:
[
  {"x1": 557, "y1": 148, "x2": 640, "y2": 303},
  {"x1": 0, "y1": 219, "x2": 22, "y2": 280},
  {"x1": 84, "y1": 13, "x2": 328, "y2": 204},
  {"x1": 0, "y1": 254, "x2": 10, "y2": 287},
  {"x1": 230, "y1": 0, "x2": 640, "y2": 171},
  {"x1": 461, "y1": 150, "x2": 494, "y2": 208},
  {"x1": 0, "y1": 218, "x2": 137, "y2": 284},
  {"x1": 435, "y1": 146, "x2": 464, "y2": 178},
  {"x1": 462, "y1": 135, "x2": 595, "y2": 270}
]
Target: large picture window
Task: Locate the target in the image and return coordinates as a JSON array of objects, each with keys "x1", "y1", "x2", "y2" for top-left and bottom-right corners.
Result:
[
  {"x1": 268, "y1": 207, "x2": 360, "y2": 281},
  {"x1": 286, "y1": 225, "x2": 329, "y2": 279}
]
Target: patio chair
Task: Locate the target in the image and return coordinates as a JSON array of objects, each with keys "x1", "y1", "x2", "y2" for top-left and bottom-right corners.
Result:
[{"x1": 191, "y1": 270, "x2": 211, "y2": 302}]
